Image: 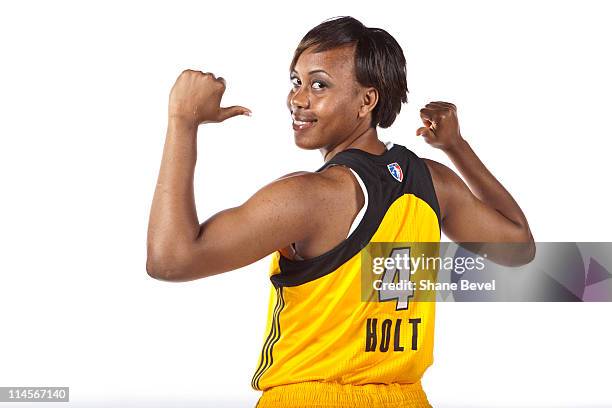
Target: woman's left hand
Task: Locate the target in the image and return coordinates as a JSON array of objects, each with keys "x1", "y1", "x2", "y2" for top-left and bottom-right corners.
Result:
[{"x1": 417, "y1": 101, "x2": 464, "y2": 152}]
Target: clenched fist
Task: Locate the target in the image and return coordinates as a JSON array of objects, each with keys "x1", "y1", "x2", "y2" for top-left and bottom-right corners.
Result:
[
  {"x1": 168, "y1": 69, "x2": 251, "y2": 127},
  {"x1": 417, "y1": 101, "x2": 464, "y2": 151}
]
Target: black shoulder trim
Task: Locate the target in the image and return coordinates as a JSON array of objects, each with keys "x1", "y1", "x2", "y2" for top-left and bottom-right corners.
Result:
[
  {"x1": 403, "y1": 148, "x2": 442, "y2": 236},
  {"x1": 272, "y1": 149, "x2": 386, "y2": 288},
  {"x1": 270, "y1": 143, "x2": 441, "y2": 288}
]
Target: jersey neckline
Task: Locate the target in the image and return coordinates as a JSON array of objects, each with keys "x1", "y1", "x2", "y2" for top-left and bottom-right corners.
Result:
[{"x1": 341, "y1": 142, "x2": 397, "y2": 162}]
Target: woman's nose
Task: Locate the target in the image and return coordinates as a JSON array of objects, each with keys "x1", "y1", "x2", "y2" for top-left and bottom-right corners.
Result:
[{"x1": 289, "y1": 87, "x2": 310, "y2": 110}]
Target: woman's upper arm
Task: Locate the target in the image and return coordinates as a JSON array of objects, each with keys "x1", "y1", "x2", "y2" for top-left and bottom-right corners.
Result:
[
  {"x1": 424, "y1": 159, "x2": 531, "y2": 243},
  {"x1": 149, "y1": 173, "x2": 323, "y2": 282}
]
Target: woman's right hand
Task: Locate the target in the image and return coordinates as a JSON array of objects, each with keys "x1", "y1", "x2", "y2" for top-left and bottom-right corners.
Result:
[{"x1": 168, "y1": 69, "x2": 251, "y2": 128}]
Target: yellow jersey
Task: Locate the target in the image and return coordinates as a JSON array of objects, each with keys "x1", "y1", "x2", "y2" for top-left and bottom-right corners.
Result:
[{"x1": 252, "y1": 143, "x2": 441, "y2": 391}]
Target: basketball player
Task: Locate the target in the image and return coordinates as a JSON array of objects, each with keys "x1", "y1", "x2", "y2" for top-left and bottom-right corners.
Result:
[{"x1": 147, "y1": 16, "x2": 535, "y2": 408}]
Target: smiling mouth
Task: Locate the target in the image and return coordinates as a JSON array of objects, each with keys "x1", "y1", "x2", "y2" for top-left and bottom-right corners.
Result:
[{"x1": 292, "y1": 119, "x2": 317, "y2": 131}]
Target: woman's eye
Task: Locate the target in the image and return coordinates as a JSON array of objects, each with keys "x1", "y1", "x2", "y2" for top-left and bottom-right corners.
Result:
[
  {"x1": 290, "y1": 77, "x2": 300, "y2": 87},
  {"x1": 312, "y1": 81, "x2": 326, "y2": 90}
]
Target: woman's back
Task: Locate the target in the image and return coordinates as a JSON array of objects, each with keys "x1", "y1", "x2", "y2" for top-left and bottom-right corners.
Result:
[{"x1": 252, "y1": 143, "x2": 441, "y2": 405}]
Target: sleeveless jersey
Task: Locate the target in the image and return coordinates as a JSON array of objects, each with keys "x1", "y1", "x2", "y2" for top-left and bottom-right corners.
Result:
[{"x1": 251, "y1": 142, "x2": 441, "y2": 391}]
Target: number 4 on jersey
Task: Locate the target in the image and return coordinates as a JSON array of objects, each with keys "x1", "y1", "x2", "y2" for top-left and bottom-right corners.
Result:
[{"x1": 378, "y1": 247, "x2": 414, "y2": 310}]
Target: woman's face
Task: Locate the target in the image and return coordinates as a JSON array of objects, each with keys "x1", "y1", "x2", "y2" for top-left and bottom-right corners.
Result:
[{"x1": 287, "y1": 44, "x2": 368, "y2": 150}]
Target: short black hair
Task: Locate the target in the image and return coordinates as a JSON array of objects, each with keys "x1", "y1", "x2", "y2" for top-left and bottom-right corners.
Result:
[{"x1": 290, "y1": 16, "x2": 408, "y2": 128}]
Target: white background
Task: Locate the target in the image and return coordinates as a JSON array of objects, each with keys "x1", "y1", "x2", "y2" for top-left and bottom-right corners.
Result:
[{"x1": 1, "y1": 0, "x2": 611, "y2": 407}]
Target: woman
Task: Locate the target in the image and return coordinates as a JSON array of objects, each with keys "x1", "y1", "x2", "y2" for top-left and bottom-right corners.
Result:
[{"x1": 147, "y1": 16, "x2": 535, "y2": 408}]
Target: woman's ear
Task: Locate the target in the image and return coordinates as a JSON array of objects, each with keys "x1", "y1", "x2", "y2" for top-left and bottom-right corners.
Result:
[{"x1": 358, "y1": 87, "x2": 379, "y2": 119}]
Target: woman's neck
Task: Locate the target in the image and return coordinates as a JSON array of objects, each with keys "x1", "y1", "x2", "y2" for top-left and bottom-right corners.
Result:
[{"x1": 322, "y1": 126, "x2": 387, "y2": 163}]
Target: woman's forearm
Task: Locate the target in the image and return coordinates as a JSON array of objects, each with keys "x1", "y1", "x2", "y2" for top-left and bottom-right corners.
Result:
[
  {"x1": 443, "y1": 138, "x2": 530, "y2": 230},
  {"x1": 147, "y1": 118, "x2": 199, "y2": 275},
  {"x1": 146, "y1": 70, "x2": 250, "y2": 279}
]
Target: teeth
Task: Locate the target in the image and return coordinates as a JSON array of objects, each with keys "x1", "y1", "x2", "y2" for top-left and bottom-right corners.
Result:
[{"x1": 293, "y1": 119, "x2": 315, "y2": 126}]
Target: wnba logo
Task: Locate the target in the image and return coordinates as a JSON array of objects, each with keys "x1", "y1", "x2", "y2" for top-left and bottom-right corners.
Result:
[{"x1": 387, "y1": 162, "x2": 403, "y2": 182}]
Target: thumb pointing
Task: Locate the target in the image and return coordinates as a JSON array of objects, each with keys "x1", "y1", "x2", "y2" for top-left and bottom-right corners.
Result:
[
  {"x1": 416, "y1": 126, "x2": 432, "y2": 137},
  {"x1": 219, "y1": 106, "x2": 252, "y2": 122}
]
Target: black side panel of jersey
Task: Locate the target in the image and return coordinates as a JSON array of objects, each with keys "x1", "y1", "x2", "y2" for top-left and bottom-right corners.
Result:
[{"x1": 271, "y1": 144, "x2": 440, "y2": 288}]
